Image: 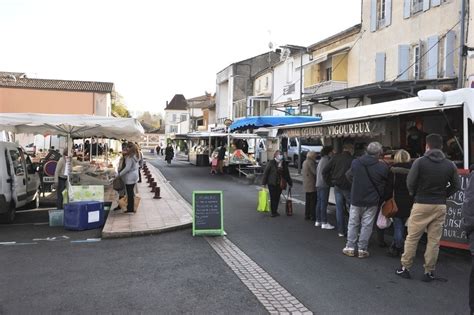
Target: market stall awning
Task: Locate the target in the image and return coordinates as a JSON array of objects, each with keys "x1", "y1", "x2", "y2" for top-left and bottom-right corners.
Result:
[
  {"x1": 278, "y1": 88, "x2": 474, "y2": 138},
  {"x1": 0, "y1": 113, "x2": 145, "y2": 139},
  {"x1": 229, "y1": 116, "x2": 321, "y2": 132}
]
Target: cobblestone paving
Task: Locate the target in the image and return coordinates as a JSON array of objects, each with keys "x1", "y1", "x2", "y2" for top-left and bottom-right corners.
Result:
[{"x1": 206, "y1": 236, "x2": 313, "y2": 315}]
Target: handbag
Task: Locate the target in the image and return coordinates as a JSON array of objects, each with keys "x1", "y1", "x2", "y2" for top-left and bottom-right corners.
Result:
[
  {"x1": 118, "y1": 195, "x2": 141, "y2": 212},
  {"x1": 113, "y1": 176, "x2": 124, "y2": 191},
  {"x1": 381, "y1": 173, "x2": 398, "y2": 218},
  {"x1": 285, "y1": 188, "x2": 293, "y2": 216},
  {"x1": 257, "y1": 188, "x2": 270, "y2": 212},
  {"x1": 376, "y1": 210, "x2": 392, "y2": 229}
]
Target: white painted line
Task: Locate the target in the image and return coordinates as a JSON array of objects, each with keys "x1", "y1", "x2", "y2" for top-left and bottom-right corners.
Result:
[
  {"x1": 32, "y1": 235, "x2": 70, "y2": 241},
  {"x1": 16, "y1": 208, "x2": 53, "y2": 213},
  {"x1": 70, "y1": 238, "x2": 101, "y2": 243},
  {"x1": 0, "y1": 242, "x2": 16, "y2": 245}
]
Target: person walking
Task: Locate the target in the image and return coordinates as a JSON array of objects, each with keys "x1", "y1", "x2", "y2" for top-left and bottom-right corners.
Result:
[
  {"x1": 316, "y1": 146, "x2": 335, "y2": 229},
  {"x1": 262, "y1": 150, "x2": 293, "y2": 217},
  {"x1": 462, "y1": 166, "x2": 474, "y2": 314},
  {"x1": 396, "y1": 133, "x2": 460, "y2": 281},
  {"x1": 343, "y1": 142, "x2": 389, "y2": 258},
  {"x1": 54, "y1": 148, "x2": 70, "y2": 209},
  {"x1": 302, "y1": 151, "x2": 317, "y2": 221},
  {"x1": 165, "y1": 143, "x2": 174, "y2": 166},
  {"x1": 119, "y1": 142, "x2": 140, "y2": 213},
  {"x1": 322, "y1": 142, "x2": 354, "y2": 237},
  {"x1": 217, "y1": 143, "x2": 226, "y2": 174},
  {"x1": 384, "y1": 149, "x2": 413, "y2": 257}
]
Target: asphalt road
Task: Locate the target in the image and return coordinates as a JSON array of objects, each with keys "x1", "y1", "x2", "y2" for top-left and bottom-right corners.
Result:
[
  {"x1": 150, "y1": 155, "x2": 471, "y2": 314},
  {"x1": 0, "y1": 204, "x2": 265, "y2": 313}
]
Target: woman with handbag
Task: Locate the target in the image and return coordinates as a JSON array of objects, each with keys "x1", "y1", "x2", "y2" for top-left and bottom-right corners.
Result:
[
  {"x1": 113, "y1": 143, "x2": 128, "y2": 211},
  {"x1": 385, "y1": 149, "x2": 413, "y2": 257},
  {"x1": 119, "y1": 142, "x2": 140, "y2": 213},
  {"x1": 262, "y1": 150, "x2": 293, "y2": 217}
]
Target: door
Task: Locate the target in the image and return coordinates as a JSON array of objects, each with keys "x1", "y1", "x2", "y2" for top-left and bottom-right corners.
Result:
[
  {"x1": 22, "y1": 149, "x2": 38, "y2": 203},
  {"x1": 8, "y1": 148, "x2": 27, "y2": 207}
]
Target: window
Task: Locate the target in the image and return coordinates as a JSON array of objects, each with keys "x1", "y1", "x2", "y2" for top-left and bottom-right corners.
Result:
[
  {"x1": 172, "y1": 114, "x2": 177, "y2": 123},
  {"x1": 412, "y1": 0, "x2": 423, "y2": 13},
  {"x1": 252, "y1": 100, "x2": 270, "y2": 116},
  {"x1": 377, "y1": 0, "x2": 386, "y2": 27},
  {"x1": 169, "y1": 125, "x2": 178, "y2": 133},
  {"x1": 413, "y1": 44, "x2": 421, "y2": 79},
  {"x1": 180, "y1": 114, "x2": 187, "y2": 122},
  {"x1": 9, "y1": 149, "x2": 24, "y2": 176},
  {"x1": 265, "y1": 76, "x2": 269, "y2": 89},
  {"x1": 325, "y1": 67, "x2": 333, "y2": 81},
  {"x1": 287, "y1": 61, "x2": 294, "y2": 83}
]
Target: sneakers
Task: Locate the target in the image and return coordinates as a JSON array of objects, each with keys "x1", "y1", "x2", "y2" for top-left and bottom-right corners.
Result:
[
  {"x1": 342, "y1": 247, "x2": 355, "y2": 257},
  {"x1": 338, "y1": 233, "x2": 345, "y2": 237},
  {"x1": 321, "y1": 223, "x2": 335, "y2": 230},
  {"x1": 422, "y1": 272, "x2": 435, "y2": 282},
  {"x1": 358, "y1": 250, "x2": 370, "y2": 258},
  {"x1": 314, "y1": 221, "x2": 321, "y2": 227},
  {"x1": 395, "y1": 266, "x2": 411, "y2": 279}
]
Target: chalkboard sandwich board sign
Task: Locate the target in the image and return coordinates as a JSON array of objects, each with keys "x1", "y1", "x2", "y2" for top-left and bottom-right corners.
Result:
[
  {"x1": 193, "y1": 191, "x2": 224, "y2": 236},
  {"x1": 440, "y1": 171, "x2": 469, "y2": 250}
]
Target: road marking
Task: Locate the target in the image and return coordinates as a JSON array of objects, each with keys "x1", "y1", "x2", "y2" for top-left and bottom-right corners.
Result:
[
  {"x1": 0, "y1": 242, "x2": 38, "y2": 246},
  {"x1": 206, "y1": 236, "x2": 313, "y2": 314},
  {"x1": 70, "y1": 238, "x2": 101, "y2": 243},
  {"x1": 32, "y1": 236, "x2": 70, "y2": 241}
]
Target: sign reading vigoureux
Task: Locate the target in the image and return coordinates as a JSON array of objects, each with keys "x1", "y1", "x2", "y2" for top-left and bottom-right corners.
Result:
[{"x1": 192, "y1": 191, "x2": 224, "y2": 236}]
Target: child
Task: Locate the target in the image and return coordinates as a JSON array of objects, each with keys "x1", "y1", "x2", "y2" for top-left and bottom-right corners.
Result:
[{"x1": 210, "y1": 152, "x2": 219, "y2": 175}]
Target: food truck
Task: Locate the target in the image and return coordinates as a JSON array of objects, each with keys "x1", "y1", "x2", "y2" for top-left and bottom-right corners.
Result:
[{"x1": 278, "y1": 88, "x2": 474, "y2": 249}]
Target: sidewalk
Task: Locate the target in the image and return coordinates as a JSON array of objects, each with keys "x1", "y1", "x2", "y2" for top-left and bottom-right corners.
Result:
[{"x1": 102, "y1": 161, "x2": 193, "y2": 238}]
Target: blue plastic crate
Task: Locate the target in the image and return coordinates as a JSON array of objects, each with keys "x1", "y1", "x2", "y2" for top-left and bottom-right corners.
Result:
[{"x1": 64, "y1": 201, "x2": 104, "y2": 231}]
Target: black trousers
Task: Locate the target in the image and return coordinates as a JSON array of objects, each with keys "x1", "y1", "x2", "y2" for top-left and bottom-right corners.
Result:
[
  {"x1": 138, "y1": 168, "x2": 142, "y2": 183},
  {"x1": 470, "y1": 254, "x2": 474, "y2": 314},
  {"x1": 268, "y1": 185, "x2": 282, "y2": 215},
  {"x1": 125, "y1": 184, "x2": 135, "y2": 212},
  {"x1": 56, "y1": 177, "x2": 67, "y2": 209},
  {"x1": 305, "y1": 192, "x2": 317, "y2": 220}
]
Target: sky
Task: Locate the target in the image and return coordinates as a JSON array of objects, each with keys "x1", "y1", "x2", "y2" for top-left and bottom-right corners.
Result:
[{"x1": 0, "y1": 0, "x2": 361, "y2": 115}]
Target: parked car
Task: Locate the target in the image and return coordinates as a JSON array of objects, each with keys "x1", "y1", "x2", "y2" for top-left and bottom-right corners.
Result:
[
  {"x1": 24, "y1": 143, "x2": 36, "y2": 156},
  {"x1": 287, "y1": 137, "x2": 323, "y2": 167},
  {"x1": 0, "y1": 141, "x2": 41, "y2": 223}
]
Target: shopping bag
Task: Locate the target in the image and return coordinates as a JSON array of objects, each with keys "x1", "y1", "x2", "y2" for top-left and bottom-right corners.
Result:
[
  {"x1": 134, "y1": 195, "x2": 141, "y2": 212},
  {"x1": 381, "y1": 197, "x2": 398, "y2": 218},
  {"x1": 286, "y1": 188, "x2": 293, "y2": 216},
  {"x1": 118, "y1": 195, "x2": 141, "y2": 212},
  {"x1": 257, "y1": 188, "x2": 270, "y2": 212},
  {"x1": 376, "y1": 210, "x2": 392, "y2": 229}
]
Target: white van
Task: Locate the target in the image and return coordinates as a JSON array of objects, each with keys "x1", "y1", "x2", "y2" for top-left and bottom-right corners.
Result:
[
  {"x1": 287, "y1": 137, "x2": 323, "y2": 167},
  {"x1": 0, "y1": 141, "x2": 40, "y2": 223}
]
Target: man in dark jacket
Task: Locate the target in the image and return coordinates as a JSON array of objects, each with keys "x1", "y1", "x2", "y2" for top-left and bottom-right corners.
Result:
[
  {"x1": 217, "y1": 143, "x2": 226, "y2": 174},
  {"x1": 397, "y1": 133, "x2": 461, "y2": 281},
  {"x1": 462, "y1": 167, "x2": 474, "y2": 313},
  {"x1": 343, "y1": 142, "x2": 388, "y2": 258},
  {"x1": 322, "y1": 142, "x2": 354, "y2": 237}
]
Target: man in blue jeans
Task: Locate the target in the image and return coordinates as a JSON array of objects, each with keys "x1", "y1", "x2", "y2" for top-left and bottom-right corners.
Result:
[
  {"x1": 322, "y1": 142, "x2": 354, "y2": 237},
  {"x1": 344, "y1": 142, "x2": 389, "y2": 258}
]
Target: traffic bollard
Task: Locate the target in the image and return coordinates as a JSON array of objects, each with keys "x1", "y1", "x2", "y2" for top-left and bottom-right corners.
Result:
[{"x1": 153, "y1": 187, "x2": 161, "y2": 199}]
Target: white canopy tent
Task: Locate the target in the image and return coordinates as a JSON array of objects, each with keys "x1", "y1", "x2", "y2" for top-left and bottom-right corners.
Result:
[{"x1": 0, "y1": 113, "x2": 145, "y2": 140}]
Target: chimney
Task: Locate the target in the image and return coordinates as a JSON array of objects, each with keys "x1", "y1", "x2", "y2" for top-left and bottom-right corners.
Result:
[{"x1": 166, "y1": 101, "x2": 169, "y2": 107}]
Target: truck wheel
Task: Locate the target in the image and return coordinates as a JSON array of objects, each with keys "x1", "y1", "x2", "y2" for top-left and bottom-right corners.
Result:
[{"x1": 0, "y1": 202, "x2": 16, "y2": 224}]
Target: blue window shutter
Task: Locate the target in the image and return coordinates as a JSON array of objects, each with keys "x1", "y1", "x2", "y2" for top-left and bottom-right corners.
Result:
[
  {"x1": 370, "y1": 0, "x2": 377, "y2": 32},
  {"x1": 431, "y1": 0, "x2": 441, "y2": 6},
  {"x1": 423, "y1": 0, "x2": 430, "y2": 11},
  {"x1": 426, "y1": 35, "x2": 439, "y2": 79},
  {"x1": 385, "y1": 0, "x2": 392, "y2": 26},
  {"x1": 398, "y1": 45, "x2": 410, "y2": 80},
  {"x1": 403, "y1": 0, "x2": 411, "y2": 19},
  {"x1": 444, "y1": 31, "x2": 456, "y2": 77},
  {"x1": 376, "y1": 52, "x2": 386, "y2": 82}
]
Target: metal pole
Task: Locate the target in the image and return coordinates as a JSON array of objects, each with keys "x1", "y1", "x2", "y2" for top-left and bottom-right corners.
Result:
[
  {"x1": 297, "y1": 51, "x2": 303, "y2": 174},
  {"x1": 458, "y1": 0, "x2": 466, "y2": 88}
]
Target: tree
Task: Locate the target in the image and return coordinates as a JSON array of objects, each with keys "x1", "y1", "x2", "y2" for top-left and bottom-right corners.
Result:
[
  {"x1": 137, "y1": 111, "x2": 162, "y2": 129},
  {"x1": 111, "y1": 91, "x2": 131, "y2": 118}
]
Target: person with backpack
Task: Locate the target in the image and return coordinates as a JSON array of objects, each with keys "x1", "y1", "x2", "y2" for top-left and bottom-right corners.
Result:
[
  {"x1": 322, "y1": 142, "x2": 354, "y2": 237},
  {"x1": 396, "y1": 133, "x2": 460, "y2": 281},
  {"x1": 343, "y1": 142, "x2": 389, "y2": 258}
]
